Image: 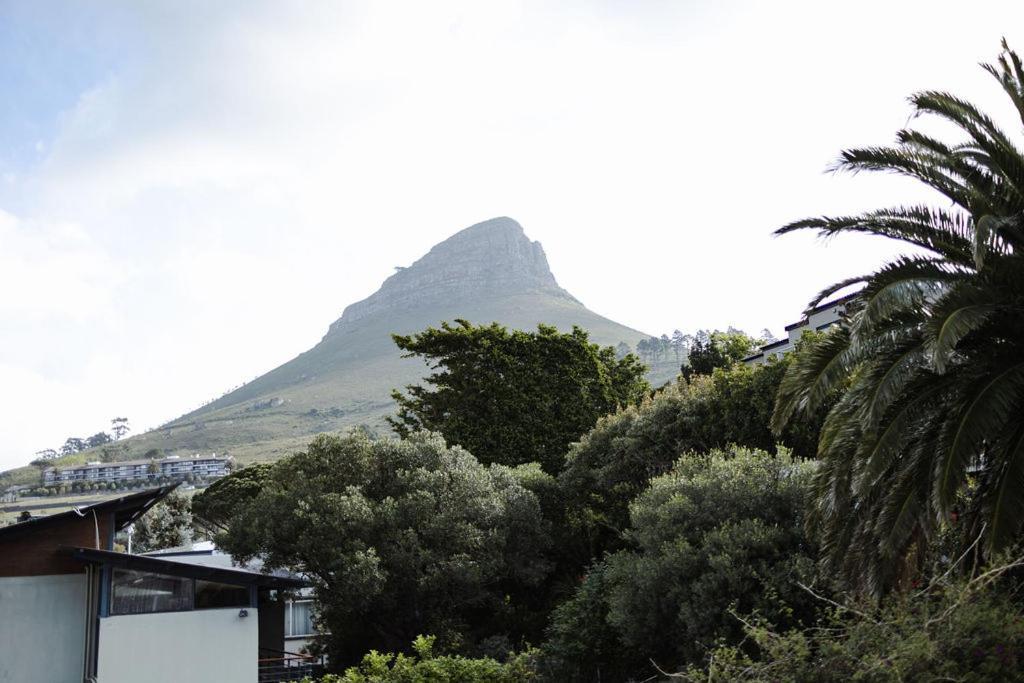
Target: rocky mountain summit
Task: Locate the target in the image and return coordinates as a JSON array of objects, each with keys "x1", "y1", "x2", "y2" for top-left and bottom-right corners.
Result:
[{"x1": 329, "y1": 217, "x2": 578, "y2": 333}]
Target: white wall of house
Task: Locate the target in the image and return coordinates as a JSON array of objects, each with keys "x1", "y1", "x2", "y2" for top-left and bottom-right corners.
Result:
[
  {"x1": 0, "y1": 574, "x2": 88, "y2": 683},
  {"x1": 97, "y1": 607, "x2": 257, "y2": 683}
]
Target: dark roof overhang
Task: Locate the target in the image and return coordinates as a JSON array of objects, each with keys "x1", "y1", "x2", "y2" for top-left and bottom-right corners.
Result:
[
  {"x1": 0, "y1": 485, "x2": 180, "y2": 542},
  {"x1": 64, "y1": 546, "x2": 309, "y2": 590},
  {"x1": 784, "y1": 292, "x2": 862, "y2": 332},
  {"x1": 804, "y1": 290, "x2": 860, "y2": 316}
]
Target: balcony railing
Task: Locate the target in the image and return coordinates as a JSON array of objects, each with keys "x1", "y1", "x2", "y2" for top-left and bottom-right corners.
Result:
[{"x1": 257, "y1": 649, "x2": 325, "y2": 682}]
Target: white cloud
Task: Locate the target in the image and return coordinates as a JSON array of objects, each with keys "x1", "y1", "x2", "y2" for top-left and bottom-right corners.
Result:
[{"x1": 0, "y1": 209, "x2": 121, "y2": 322}]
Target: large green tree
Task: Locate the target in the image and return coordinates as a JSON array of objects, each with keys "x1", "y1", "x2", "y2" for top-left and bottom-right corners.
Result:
[
  {"x1": 389, "y1": 321, "x2": 649, "y2": 473},
  {"x1": 772, "y1": 41, "x2": 1024, "y2": 596},
  {"x1": 215, "y1": 431, "x2": 551, "y2": 667}
]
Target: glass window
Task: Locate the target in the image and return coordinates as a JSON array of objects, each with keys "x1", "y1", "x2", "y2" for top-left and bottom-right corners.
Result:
[
  {"x1": 195, "y1": 580, "x2": 249, "y2": 609},
  {"x1": 111, "y1": 569, "x2": 193, "y2": 615},
  {"x1": 287, "y1": 600, "x2": 316, "y2": 637}
]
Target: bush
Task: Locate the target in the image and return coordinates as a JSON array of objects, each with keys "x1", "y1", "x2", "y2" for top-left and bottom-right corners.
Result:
[
  {"x1": 558, "y1": 354, "x2": 825, "y2": 566},
  {"x1": 539, "y1": 562, "x2": 632, "y2": 680},
  {"x1": 543, "y1": 446, "x2": 818, "y2": 680},
  {"x1": 679, "y1": 562, "x2": 1024, "y2": 682},
  {"x1": 306, "y1": 635, "x2": 537, "y2": 682}
]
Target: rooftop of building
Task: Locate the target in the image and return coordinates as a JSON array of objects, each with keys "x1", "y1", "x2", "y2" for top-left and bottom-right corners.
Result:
[
  {"x1": 0, "y1": 484, "x2": 179, "y2": 541},
  {"x1": 783, "y1": 291, "x2": 860, "y2": 331},
  {"x1": 68, "y1": 546, "x2": 307, "y2": 590}
]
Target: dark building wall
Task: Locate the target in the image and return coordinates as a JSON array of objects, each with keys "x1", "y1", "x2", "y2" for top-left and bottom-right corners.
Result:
[
  {"x1": 258, "y1": 593, "x2": 286, "y2": 654},
  {"x1": 0, "y1": 515, "x2": 112, "y2": 576}
]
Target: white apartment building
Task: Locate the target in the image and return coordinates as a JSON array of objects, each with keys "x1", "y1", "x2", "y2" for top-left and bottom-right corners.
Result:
[
  {"x1": 743, "y1": 292, "x2": 858, "y2": 365},
  {"x1": 43, "y1": 454, "x2": 230, "y2": 487}
]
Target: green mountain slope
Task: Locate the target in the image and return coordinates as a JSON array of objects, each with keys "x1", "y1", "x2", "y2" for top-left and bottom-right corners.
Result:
[{"x1": 6, "y1": 218, "x2": 678, "y2": 480}]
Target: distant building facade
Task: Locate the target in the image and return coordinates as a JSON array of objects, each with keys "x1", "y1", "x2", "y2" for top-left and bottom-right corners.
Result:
[
  {"x1": 743, "y1": 292, "x2": 858, "y2": 365},
  {"x1": 43, "y1": 454, "x2": 230, "y2": 487}
]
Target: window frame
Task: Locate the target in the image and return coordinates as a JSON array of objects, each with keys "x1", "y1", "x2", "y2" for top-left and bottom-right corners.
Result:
[
  {"x1": 285, "y1": 599, "x2": 316, "y2": 638},
  {"x1": 108, "y1": 567, "x2": 254, "y2": 617}
]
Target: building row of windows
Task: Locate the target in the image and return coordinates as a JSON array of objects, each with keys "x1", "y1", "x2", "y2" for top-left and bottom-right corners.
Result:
[
  {"x1": 109, "y1": 568, "x2": 318, "y2": 639},
  {"x1": 110, "y1": 569, "x2": 250, "y2": 615},
  {"x1": 44, "y1": 459, "x2": 228, "y2": 485}
]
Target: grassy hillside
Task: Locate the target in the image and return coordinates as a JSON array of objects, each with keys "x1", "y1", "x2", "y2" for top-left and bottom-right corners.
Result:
[{"x1": 3, "y1": 293, "x2": 677, "y2": 486}]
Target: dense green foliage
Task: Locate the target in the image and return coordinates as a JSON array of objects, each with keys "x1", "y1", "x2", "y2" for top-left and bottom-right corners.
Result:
[
  {"x1": 129, "y1": 492, "x2": 195, "y2": 553},
  {"x1": 389, "y1": 321, "x2": 649, "y2": 472},
  {"x1": 307, "y1": 635, "x2": 537, "y2": 683},
  {"x1": 192, "y1": 463, "x2": 272, "y2": 533},
  {"x1": 773, "y1": 41, "x2": 1024, "y2": 596},
  {"x1": 559, "y1": 353, "x2": 825, "y2": 563},
  {"x1": 542, "y1": 447, "x2": 817, "y2": 680},
  {"x1": 681, "y1": 330, "x2": 760, "y2": 380},
  {"x1": 680, "y1": 564, "x2": 1024, "y2": 682},
  {"x1": 215, "y1": 432, "x2": 551, "y2": 666}
]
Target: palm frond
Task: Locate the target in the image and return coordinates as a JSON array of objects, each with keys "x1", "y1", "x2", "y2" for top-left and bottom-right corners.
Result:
[
  {"x1": 771, "y1": 326, "x2": 851, "y2": 434},
  {"x1": 986, "y1": 424, "x2": 1024, "y2": 551},
  {"x1": 923, "y1": 286, "x2": 998, "y2": 372},
  {"x1": 934, "y1": 362, "x2": 1024, "y2": 514},
  {"x1": 776, "y1": 207, "x2": 975, "y2": 265}
]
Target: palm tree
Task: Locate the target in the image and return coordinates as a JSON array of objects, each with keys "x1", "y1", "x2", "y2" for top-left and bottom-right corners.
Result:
[{"x1": 772, "y1": 40, "x2": 1024, "y2": 597}]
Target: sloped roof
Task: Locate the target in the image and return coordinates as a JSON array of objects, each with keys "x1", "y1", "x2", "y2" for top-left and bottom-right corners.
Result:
[
  {"x1": 0, "y1": 485, "x2": 179, "y2": 541},
  {"x1": 67, "y1": 546, "x2": 308, "y2": 589}
]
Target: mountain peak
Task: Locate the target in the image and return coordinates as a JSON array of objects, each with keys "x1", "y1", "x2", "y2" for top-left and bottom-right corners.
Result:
[{"x1": 330, "y1": 217, "x2": 577, "y2": 332}]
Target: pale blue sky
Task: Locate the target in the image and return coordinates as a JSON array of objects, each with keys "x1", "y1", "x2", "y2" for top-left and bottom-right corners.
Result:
[{"x1": 2, "y1": 0, "x2": 1023, "y2": 468}]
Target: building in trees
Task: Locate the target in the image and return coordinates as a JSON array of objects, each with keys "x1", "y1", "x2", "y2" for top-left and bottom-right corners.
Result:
[{"x1": 742, "y1": 291, "x2": 857, "y2": 365}]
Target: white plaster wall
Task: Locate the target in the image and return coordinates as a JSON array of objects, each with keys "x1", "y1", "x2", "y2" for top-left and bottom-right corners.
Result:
[
  {"x1": 97, "y1": 608, "x2": 257, "y2": 683},
  {"x1": 787, "y1": 324, "x2": 805, "y2": 344},
  {"x1": 808, "y1": 305, "x2": 843, "y2": 330},
  {"x1": 0, "y1": 574, "x2": 88, "y2": 683}
]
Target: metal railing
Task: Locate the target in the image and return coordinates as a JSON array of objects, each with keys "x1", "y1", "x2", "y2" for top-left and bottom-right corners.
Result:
[{"x1": 258, "y1": 648, "x2": 326, "y2": 682}]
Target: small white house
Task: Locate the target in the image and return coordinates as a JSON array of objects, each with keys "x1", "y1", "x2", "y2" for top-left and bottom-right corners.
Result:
[{"x1": 0, "y1": 485, "x2": 314, "y2": 683}]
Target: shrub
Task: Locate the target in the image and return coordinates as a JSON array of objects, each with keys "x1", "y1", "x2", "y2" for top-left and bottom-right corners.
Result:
[
  {"x1": 558, "y1": 353, "x2": 826, "y2": 567},
  {"x1": 306, "y1": 635, "x2": 537, "y2": 682},
  {"x1": 543, "y1": 446, "x2": 818, "y2": 680},
  {"x1": 679, "y1": 561, "x2": 1024, "y2": 682}
]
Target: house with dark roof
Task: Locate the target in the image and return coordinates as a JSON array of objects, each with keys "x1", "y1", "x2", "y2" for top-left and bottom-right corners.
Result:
[
  {"x1": 0, "y1": 485, "x2": 314, "y2": 683},
  {"x1": 743, "y1": 292, "x2": 859, "y2": 365},
  {"x1": 143, "y1": 541, "x2": 322, "y2": 658}
]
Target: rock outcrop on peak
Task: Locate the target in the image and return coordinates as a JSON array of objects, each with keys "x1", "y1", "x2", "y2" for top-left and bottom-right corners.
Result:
[{"x1": 329, "y1": 217, "x2": 577, "y2": 333}]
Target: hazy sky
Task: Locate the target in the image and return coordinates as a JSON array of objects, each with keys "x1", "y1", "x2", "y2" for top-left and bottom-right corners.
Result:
[{"x1": 2, "y1": 1, "x2": 1023, "y2": 469}]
